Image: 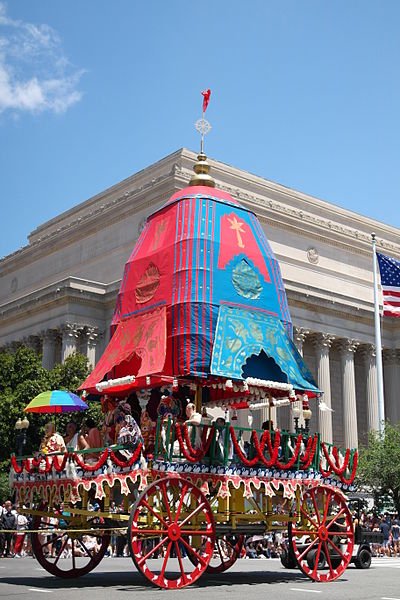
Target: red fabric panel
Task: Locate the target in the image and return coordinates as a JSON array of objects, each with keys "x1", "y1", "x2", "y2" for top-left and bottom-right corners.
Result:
[
  {"x1": 217, "y1": 211, "x2": 271, "y2": 282},
  {"x1": 79, "y1": 306, "x2": 166, "y2": 391}
]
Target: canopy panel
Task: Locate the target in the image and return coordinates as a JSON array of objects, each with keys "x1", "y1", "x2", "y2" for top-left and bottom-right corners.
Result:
[
  {"x1": 79, "y1": 306, "x2": 166, "y2": 392},
  {"x1": 210, "y1": 305, "x2": 319, "y2": 393}
]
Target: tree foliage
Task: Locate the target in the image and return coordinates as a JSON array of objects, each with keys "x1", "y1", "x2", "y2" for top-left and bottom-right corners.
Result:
[
  {"x1": 0, "y1": 346, "x2": 102, "y2": 501},
  {"x1": 356, "y1": 421, "x2": 400, "y2": 515}
]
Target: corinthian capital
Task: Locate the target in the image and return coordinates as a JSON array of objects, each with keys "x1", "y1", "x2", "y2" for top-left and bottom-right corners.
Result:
[
  {"x1": 311, "y1": 332, "x2": 335, "y2": 351},
  {"x1": 338, "y1": 338, "x2": 360, "y2": 356}
]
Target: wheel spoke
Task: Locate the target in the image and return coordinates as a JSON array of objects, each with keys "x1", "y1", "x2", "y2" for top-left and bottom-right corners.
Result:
[
  {"x1": 326, "y1": 507, "x2": 346, "y2": 530},
  {"x1": 180, "y1": 502, "x2": 206, "y2": 527},
  {"x1": 323, "y1": 540, "x2": 334, "y2": 573},
  {"x1": 180, "y1": 529, "x2": 208, "y2": 536},
  {"x1": 180, "y1": 537, "x2": 207, "y2": 567},
  {"x1": 141, "y1": 499, "x2": 169, "y2": 527},
  {"x1": 40, "y1": 533, "x2": 65, "y2": 549},
  {"x1": 310, "y1": 490, "x2": 321, "y2": 526},
  {"x1": 53, "y1": 537, "x2": 69, "y2": 567},
  {"x1": 130, "y1": 528, "x2": 168, "y2": 535},
  {"x1": 77, "y1": 538, "x2": 93, "y2": 559},
  {"x1": 216, "y1": 539, "x2": 225, "y2": 564},
  {"x1": 160, "y1": 541, "x2": 172, "y2": 579},
  {"x1": 291, "y1": 530, "x2": 318, "y2": 536},
  {"x1": 174, "y1": 484, "x2": 188, "y2": 524},
  {"x1": 326, "y1": 537, "x2": 346, "y2": 561},
  {"x1": 312, "y1": 542, "x2": 322, "y2": 577},
  {"x1": 299, "y1": 505, "x2": 318, "y2": 529},
  {"x1": 137, "y1": 536, "x2": 169, "y2": 566},
  {"x1": 71, "y1": 541, "x2": 76, "y2": 570},
  {"x1": 322, "y1": 491, "x2": 332, "y2": 525},
  {"x1": 296, "y1": 536, "x2": 319, "y2": 562},
  {"x1": 160, "y1": 482, "x2": 173, "y2": 522},
  {"x1": 175, "y1": 541, "x2": 187, "y2": 584}
]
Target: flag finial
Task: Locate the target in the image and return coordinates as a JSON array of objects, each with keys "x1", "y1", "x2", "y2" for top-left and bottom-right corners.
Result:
[{"x1": 189, "y1": 89, "x2": 215, "y2": 188}]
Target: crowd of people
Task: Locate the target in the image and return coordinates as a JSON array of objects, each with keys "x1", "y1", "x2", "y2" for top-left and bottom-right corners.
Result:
[{"x1": 1, "y1": 496, "x2": 399, "y2": 560}]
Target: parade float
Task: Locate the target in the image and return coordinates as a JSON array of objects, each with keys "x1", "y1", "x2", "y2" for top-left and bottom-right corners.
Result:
[{"x1": 10, "y1": 94, "x2": 357, "y2": 588}]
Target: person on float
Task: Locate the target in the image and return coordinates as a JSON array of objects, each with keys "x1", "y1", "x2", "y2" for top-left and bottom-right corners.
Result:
[
  {"x1": 40, "y1": 422, "x2": 66, "y2": 466},
  {"x1": 185, "y1": 402, "x2": 202, "y2": 449},
  {"x1": 116, "y1": 401, "x2": 143, "y2": 459},
  {"x1": 83, "y1": 417, "x2": 103, "y2": 459},
  {"x1": 64, "y1": 421, "x2": 89, "y2": 451}
]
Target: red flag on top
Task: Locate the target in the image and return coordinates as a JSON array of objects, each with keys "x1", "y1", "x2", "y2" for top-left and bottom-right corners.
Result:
[{"x1": 201, "y1": 89, "x2": 211, "y2": 113}]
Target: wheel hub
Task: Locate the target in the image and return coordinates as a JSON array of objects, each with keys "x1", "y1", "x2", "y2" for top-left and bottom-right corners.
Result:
[
  {"x1": 167, "y1": 523, "x2": 181, "y2": 541},
  {"x1": 318, "y1": 525, "x2": 328, "y2": 541}
]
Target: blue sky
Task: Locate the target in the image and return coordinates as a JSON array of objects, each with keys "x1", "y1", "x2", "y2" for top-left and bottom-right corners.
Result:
[{"x1": 1, "y1": 1, "x2": 399, "y2": 258}]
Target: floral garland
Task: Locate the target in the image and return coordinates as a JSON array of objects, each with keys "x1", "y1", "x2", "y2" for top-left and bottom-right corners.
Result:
[
  {"x1": 73, "y1": 449, "x2": 109, "y2": 472},
  {"x1": 275, "y1": 434, "x2": 302, "y2": 469},
  {"x1": 174, "y1": 423, "x2": 215, "y2": 462},
  {"x1": 11, "y1": 455, "x2": 24, "y2": 474},
  {"x1": 300, "y1": 434, "x2": 318, "y2": 469},
  {"x1": 52, "y1": 454, "x2": 69, "y2": 472},
  {"x1": 109, "y1": 443, "x2": 143, "y2": 467},
  {"x1": 339, "y1": 452, "x2": 358, "y2": 485},
  {"x1": 252, "y1": 429, "x2": 281, "y2": 467},
  {"x1": 24, "y1": 455, "x2": 51, "y2": 474}
]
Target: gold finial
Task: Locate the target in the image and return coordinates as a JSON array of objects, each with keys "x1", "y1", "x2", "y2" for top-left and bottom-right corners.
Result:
[
  {"x1": 189, "y1": 89, "x2": 215, "y2": 187},
  {"x1": 189, "y1": 152, "x2": 215, "y2": 187}
]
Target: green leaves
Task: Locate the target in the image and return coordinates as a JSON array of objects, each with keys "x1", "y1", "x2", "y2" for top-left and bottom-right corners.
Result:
[
  {"x1": 356, "y1": 421, "x2": 400, "y2": 514},
  {"x1": 0, "y1": 346, "x2": 94, "y2": 498}
]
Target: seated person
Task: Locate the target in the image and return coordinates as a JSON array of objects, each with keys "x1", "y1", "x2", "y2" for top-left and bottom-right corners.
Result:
[
  {"x1": 64, "y1": 421, "x2": 89, "y2": 451},
  {"x1": 185, "y1": 402, "x2": 202, "y2": 449},
  {"x1": 40, "y1": 422, "x2": 66, "y2": 466},
  {"x1": 83, "y1": 418, "x2": 104, "y2": 460},
  {"x1": 116, "y1": 403, "x2": 142, "y2": 459}
]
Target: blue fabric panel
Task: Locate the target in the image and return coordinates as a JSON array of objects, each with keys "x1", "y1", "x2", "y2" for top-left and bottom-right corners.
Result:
[{"x1": 210, "y1": 305, "x2": 319, "y2": 392}]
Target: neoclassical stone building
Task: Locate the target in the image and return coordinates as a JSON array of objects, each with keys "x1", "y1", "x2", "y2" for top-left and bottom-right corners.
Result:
[{"x1": 1, "y1": 148, "x2": 400, "y2": 448}]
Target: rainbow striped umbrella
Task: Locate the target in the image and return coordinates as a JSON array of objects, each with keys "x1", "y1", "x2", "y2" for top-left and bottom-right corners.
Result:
[{"x1": 24, "y1": 390, "x2": 88, "y2": 414}]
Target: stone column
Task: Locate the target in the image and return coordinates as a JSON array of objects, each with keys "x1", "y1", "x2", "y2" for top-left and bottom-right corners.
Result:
[
  {"x1": 82, "y1": 327, "x2": 99, "y2": 368},
  {"x1": 360, "y1": 344, "x2": 379, "y2": 432},
  {"x1": 41, "y1": 330, "x2": 58, "y2": 370},
  {"x1": 383, "y1": 349, "x2": 400, "y2": 424},
  {"x1": 61, "y1": 323, "x2": 80, "y2": 362},
  {"x1": 312, "y1": 333, "x2": 335, "y2": 444},
  {"x1": 288, "y1": 327, "x2": 309, "y2": 431},
  {"x1": 339, "y1": 339, "x2": 359, "y2": 449}
]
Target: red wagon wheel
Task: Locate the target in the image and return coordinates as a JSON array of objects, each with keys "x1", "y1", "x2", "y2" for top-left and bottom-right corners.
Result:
[
  {"x1": 191, "y1": 534, "x2": 244, "y2": 574},
  {"x1": 128, "y1": 476, "x2": 215, "y2": 589},
  {"x1": 289, "y1": 484, "x2": 354, "y2": 582},
  {"x1": 32, "y1": 503, "x2": 110, "y2": 578}
]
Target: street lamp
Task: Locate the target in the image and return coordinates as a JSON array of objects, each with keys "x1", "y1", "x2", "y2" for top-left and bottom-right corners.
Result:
[{"x1": 15, "y1": 416, "x2": 29, "y2": 457}]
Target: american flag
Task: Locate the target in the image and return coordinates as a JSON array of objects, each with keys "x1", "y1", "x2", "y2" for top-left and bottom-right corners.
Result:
[{"x1": 376, "y1": 252, "x2": 400, "y2": 317}]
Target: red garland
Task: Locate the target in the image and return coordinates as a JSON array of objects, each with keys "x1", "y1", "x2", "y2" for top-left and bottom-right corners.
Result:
[
  {"x1": 252, "y1": 429, "x2": 281, "y2": 467},
  {"x1": 322, "y1": 442, "x2": 350, "y2": 476},
  {"x1": 333, "y1": 446, "x2": 350, "y2": 474},
  {"x1": 24, "y1": 455, "x2": 51, "y2": 473},
  {"x1": 109, "y1": 443, "x2": 143, "y2": 468},
  {"x1": 230, "y1": 426, "x2": 261, "y2": 467},
  {"x1": 11, "y1": 455, "x2": 23, "y2": 474},
  {"x1": 175, "y1": 423, "x2": 215, "y2": 462},
  {"x1": 73, "y1": 449, "x2": 109, "y2": 472},
  {"x1": 319, "y1": 458, "x2": 332, "y2": 478},
  {"x1": 339, "y1": 451, "x2": 358, "y2": 484},
  {"x1": 52, "y1": 453, "x2": 69, "y2": 472},
  {"x1": 275, "y1": 434, "x2": 302, "y2": 469},
  {"x1": 300, "y1": 435, "x2": 318, "y2": 470}
]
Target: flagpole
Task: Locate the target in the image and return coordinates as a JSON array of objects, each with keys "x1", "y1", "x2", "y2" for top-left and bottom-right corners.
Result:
[{"x1": 371, "y1": 232, "x2": 385, "y2": 433}]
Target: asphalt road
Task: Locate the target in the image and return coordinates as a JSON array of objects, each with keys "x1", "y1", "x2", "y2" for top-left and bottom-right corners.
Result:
[{"x1": 0, "y1": 556, "x2": 399, "y2": 600}]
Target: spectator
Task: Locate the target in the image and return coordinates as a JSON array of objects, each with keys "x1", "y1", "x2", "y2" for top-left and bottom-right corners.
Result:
[
  {"x1": 392, "y1": 518, "x2": 400, "y2": 557},
  {"x1": 1, "y1": 501, "x2": 17, "y2": 557},
  {"x1": 13, "y1": 510, "x2": 28, "y2": 558},
  {"x1": 379, "y1": 516, "x2": 391, "y2": 556}
]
